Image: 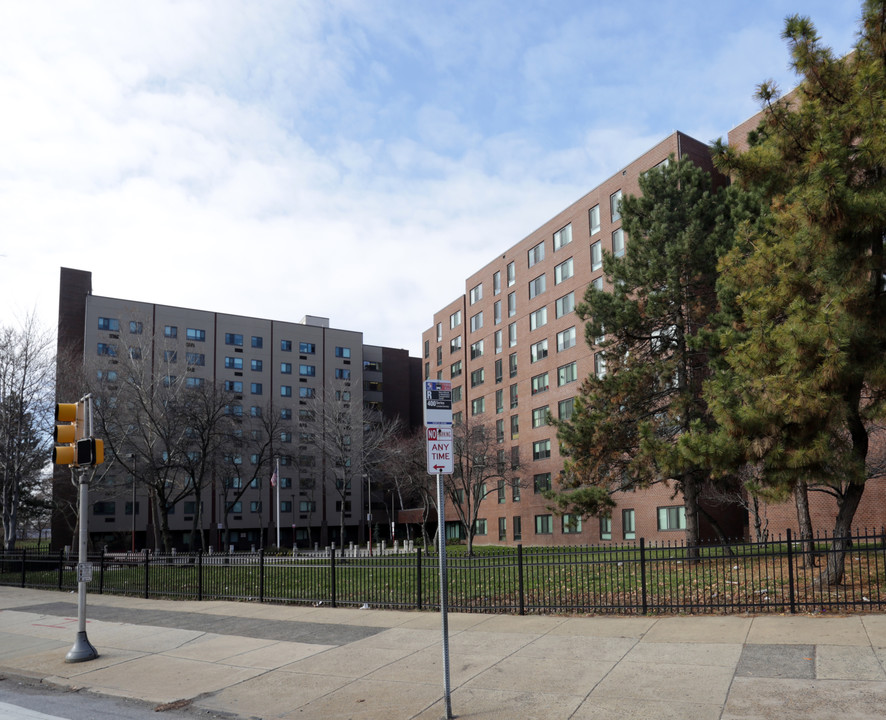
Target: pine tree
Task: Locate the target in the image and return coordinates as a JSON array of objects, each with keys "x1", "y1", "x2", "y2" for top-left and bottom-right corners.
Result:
[
  {"x1": 554, "y1": 157, "x2": 740, "y2": 549},
  {"x1": 709, "y1": 0, "x2": 886, "y2": 584}
]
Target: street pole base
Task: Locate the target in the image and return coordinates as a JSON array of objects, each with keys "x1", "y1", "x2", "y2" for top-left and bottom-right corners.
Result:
[{"x1": 65, "y1": 631, "x2": 99, "y2": 663}]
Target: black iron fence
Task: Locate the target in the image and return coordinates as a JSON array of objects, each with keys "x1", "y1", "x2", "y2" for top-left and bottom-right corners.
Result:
[{"x1": 3, "y1": 528, "x2": 884, "y2": 615}]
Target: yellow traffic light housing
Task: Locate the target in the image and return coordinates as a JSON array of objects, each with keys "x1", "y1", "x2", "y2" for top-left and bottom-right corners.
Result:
[{"x1": 53, "y1": 402, "x2": 81, "y2": 465}]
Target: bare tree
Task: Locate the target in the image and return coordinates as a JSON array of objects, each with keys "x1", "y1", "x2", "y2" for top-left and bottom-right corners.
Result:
[
  {"x1": 0, "y1": 314, "x2": 54, "y2": 550},
  {"x1": 377, "y1": 428, "x2": 434, "y2": 545}
]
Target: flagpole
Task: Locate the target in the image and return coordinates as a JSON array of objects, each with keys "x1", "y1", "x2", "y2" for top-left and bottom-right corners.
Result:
[{"x1": 275, "y1": 458, "x2": 281, "y2": 548}]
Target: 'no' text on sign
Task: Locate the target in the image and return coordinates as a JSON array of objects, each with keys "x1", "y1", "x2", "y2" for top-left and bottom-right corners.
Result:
[{"x1": 426, "y1": 426, "x2": 453, "y2": 475}]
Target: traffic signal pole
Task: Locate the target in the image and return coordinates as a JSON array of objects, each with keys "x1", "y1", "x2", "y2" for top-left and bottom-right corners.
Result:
[{"x1": 66, "y1": 462, "x2": 98, "y2": 663}]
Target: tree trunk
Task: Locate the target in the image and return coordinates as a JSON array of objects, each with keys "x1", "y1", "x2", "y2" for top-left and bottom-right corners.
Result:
[
  {"x1": 751, "y1": 495, "x2": 768, "y2": 543},
  {"x1": 794, "y1": 479, "x2": 815, "y2": 567},
  {"x1": 818, "y1": 482, "x2": 866, "y2": 586},
  {"x1": 682, "y1": 475, "x2": 701, "y2": 562}
]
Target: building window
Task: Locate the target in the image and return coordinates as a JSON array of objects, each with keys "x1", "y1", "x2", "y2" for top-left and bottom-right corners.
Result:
[
  {"x1": 529, "y1": 307, "x2": 547, "y2": 331},
  {"x1": 281, "y1": 385, "x2": 292, "y2": 397},
  {"x1": 558, "y1": 397, "x2": 574, "y2": 420},
  {"x1": 471, "y1": 397, "x2": 485, "y2": 415},
  {"x1": 508, "y1": 352, "x2": 518, "y2": 377},
  {"x1": 252, "y1": 336, "x2": 263, "y2": 349},
  {"x1": 225, "y1": 357, "x2": 243, "y2": 370},
  {"x1": 509, "y1": 383, "x2": 518, "y2": 409},
  {"x1": 164, "y1": 325, "x2": 177, "y2": 338},
  {"x1": 553, "y1": 223, "x2": 572, "y2": 251},
  {"x1": 470, "y1": 368, "x2": 485, "y2": 387},
  {"x1": 225, "y1": 333, "x2": 243, "y2": 346},
  {"x1": 494, "y1": 300, "x2": 502, "y2": 325},
  {"x1": 531, "y1": 406, "x2": 548, "y2": 429},
  {"x1": 335, "y1": 346, "x2": 351, "y2": 359},
  {"x1": 93, "y1": 501, "x2": 116, "y2": 516},
  {"x1": 658, "y1": 505, "x2": 687, "y2": 531},
  {"x1": 533, "y1": 472, "x2": 551, "y2": 493},
  {"x1": 595, "y1": 352, "x2": 607, "y2": 379},
  {"x1": 251, "y1": 359, "x2": 263, "y2": 371},
  {"x1": 281, "y1": 340, "x2": 292, "y2": 351},
  {"x1": 508, "y1": 322, "x2": 517, "y2": 347},
  {"x1": 535, "y1": 514, "x2": 553, "y2": 534},
  {"x1": 164, "y1": 350, "x2": 177, "y2": 363},
  {"x1": 498, "y1": 517, "x2": 507, "y2": 540},
  {"x1": 513, "y1": 515, "x2": 523, "y2": 540},
  {"x1": 281, "y1": 408, "x2": 292, "y2": 420},
  {"x1": 530, "y1": 372, "x2": 548, "y2": 395},
  {"x1": 592, "y1": 276, "x2": 604, "y2": 291},
  {"x1": 281, "y1": 362, "x2": 292, "y2": 374},
  {"x1": 335, "y1": 368, "x2": 350, "y2": 380},
  {"x1": 299, "y1": 501, "x2": 317, "y2": 513},
  {"x1": 187, "y1": 328, "x2": 206, "y2": 342},
  {"x1": 507, "y1": 261, "x2": 516, "y2": 286},
  {"x1": 558, "y1": 362, "x2": 577, "y2": 386},
  {"x1": 469, "y1": 283, "x2": 483, "y2": 305},
  {"x1": 508, "y1": 292, "x2": 516, "y2": 317},
  {"x1": 610, "y1": 189, "x2": 622, "y2": 222},
  {"x1": 496, "y1": 418, "x2": 505, "y2": 442},
  {"x1": 623, "y1": 509, "x2": 636, "y2": 540},
  {"x1": 250, "y1": 501, "x2": 262, "y2": 513},
  {"x1": 510, "y1": 414, "x2": 519, "y2": 440},
  {"x1": 451, "y1": 360, "x2": 462, "y2": 377},
  {"x1": 470, "y1": 311, "x2": 483, "y2": 333},
  {"x1": 554, "y1": 258, "x2": 573, "y2": 285},
  {"x1": 474, "y1": 519, "x2": 488, "y2": 536},
  {"x1": 97, "y1": 317, "x2": 119, "y2": 331},
  {"x1": 299, "y1": 342, "x2": 316, "y2": 354},
  {"x1": 436, "y1": 323, "x2": 443, "y2": 341},
  {"x1": 299, "y1": 387, "x2": 314, "y2": 398},
  {"x1": 528, "y1": 274, "x2": 546, "y2": 299},
  {"x1": 97, "y1": 343, "x2": 117, "y2": 357},
  {"x1": 129, "y1": 321, "x2": 143, "y2": 334},
  {"x1": 600, "y1": 516, "x2": 612, "y2": 540},
  {"x1": 532, "y1": 439, "x2": 551, "y2": 460},
  {"x1": 470, "y1": 340, "x2": 484, "y2": 360},
  {"x1": 450, "y1": 310, "x2": 462, "y2": 329},
  {"x1": 299, "y1": 365, "x2": 316, "y2": 376},
  {"x1": 530, "y1": 339, "x2": 548, "y2": 363},
  {"x1": 557, "y1": 326, "x2": 576, "y2": 352},
  {"x1": 450, "y1": 335, "x2": 462, "y2": 353},
  {"x1": 493, "y1": 270, "x2": 501, "y2": 295},
  {"x1": 562, "y1": 514, "x2": 582, "y2": 534},
  {"x1": 591, "y1": 241, "x2": 602, "y2": 271},
  {"x1": 494, "y1": 330, "x2": 503, "y2": 354},
  {"x1": 528, "y1": 241, "x2": 545, "y2": 268},
  {"x1": 555, "y1": 293, "x2": 575, "y2": 319},
  {"x1": 251, "y1": 382, "x2": 262, "y2": 395},
  {"x1": 589, "y1": 204, "x2": 601, "y2": 235},
  {"x1": 495, "y1": 388, "x2": 504, "y2": 413},
  {"x1": 452, "y1": 385, "x2": 462, "y2": 403},
  {"x1": 186, "y1": 353, "x2": 205, "y2": 366},
  {"x1": 612, "y1": 227, "x2": 625, "y2": 257}
]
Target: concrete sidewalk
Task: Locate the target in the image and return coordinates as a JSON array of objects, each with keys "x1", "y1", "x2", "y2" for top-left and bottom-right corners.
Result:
[{"x1": 1, "y1": 587, "x2": 885, "y2": 719}]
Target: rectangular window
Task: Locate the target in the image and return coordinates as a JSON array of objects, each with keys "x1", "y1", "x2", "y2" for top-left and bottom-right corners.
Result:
[
  {"x1": 508, "y1": 292, "x2": 516, "y2": 317},
  {"x1": 299, "y1": 387, "x2": 315, "y2": 398},
  {"x1": 281, "y1": 362, "x2": 292, "y2": 374},
  {"x1": 493, "y1": 300, "x2": 502, "y2": 325},
  {"x1": 495, "y1": 388, "x2": 504, "y2": 413},
  {"x1": 493, "y1": 271, "x2": 501, "y2": 295},
  {"x1": 562, "y1": 514, "x2": 582, "y2": 534},
  {"x1": 97, "y1": 317, "x2": 120, "y2": 331},
  {"x1": 600, "y1": 516, "x2": 612, "y2": 540},
  {"x1": 281, "y1": 385, "x2": 292, "y2": 397},
  {"x1": 553, "y1": 223, "x2": 572, "y2": 251},
  {"x1": 610, "y1": 189, "x2": 622, "y2": 222},
  {"x1": 530, "y1": 339, "x2": 548, "y2": 363},
  {"x1": 299, "y1": 365, "x2": 316, "y2": 376},
  {"x1": 554, "y1": 257, "x2": 574, "y2": 284},
  {"x1": 451, "y1": 360, "x2": 462, "y2": 377},
  {"x1": 510, "y1": 414, "x2": 519, "y2": 440},
  {"x1": 299, "y1": 501, "x2": 317, "y2": 513},
  {"x1": 164, "y1": 350, "x2": 177, "y2": 363},
  {"x1": 299, "y1": 342, "x2": 316, "y2": 354},
  {"x1": 528, "y1": 274, "x2": 546, "y2": 299},
  {"x1": 251, "y1": 382, "x2": 262, "y2": 395},
  {"x1": 250, "y1": 501, "x2": 262, "y2": 513},
  {"x1": 97, "y1": 343, "x2": 117, "y2": 357},
  {"x1": 531, "y1": 372, "x2": 548, "y2": 395},
  {"x1": 452, "y1": 385, "x2": 462, "y2": 402},
  {"x1": 252, "y1": 336, "x2": 263, "y2": 348},
  {"x1": 496, "y1": 418, "x2": 505, "y2": 442},
  {"x1": 335, "y1": 346, "x2": 351, "y2": 359},
  {"x1": 612, "y1": 227, "x2": 625, "y2": 257},
  {"x1": 225, "y1": 333, "x2": 243, "y2": 346},
  {"x1": 470, "y1": 340, "x2": 484, "y2": 360},
  {"x1": 535, "y1": 514, "x2": 553, "y2": 535},
  {"x1": 187, "y1": 328, "x2": 206, "y2": 342},
  {"x1": 528, "y1": 241, "x2": 545, "y2": 268},
  {"x1": 164, "y1": 325, "x2": 177, "y2": 338},
  {"x1": 589, "y1": 204, "x2": 601, "y2": 235},
  {"x1": 93, "y1": 501, "x2": 116, "y2": 516},
  {"x1": 623, "y1": 508, "x2": 636, "y2": 540},
  {"x1": 469, "y1": 283, "x2": 483, "y2": 305},
  {"x1": 558, "y1": 397, "x2": 574, "y2": 420},
  {"x1": 508, "y1": 352, "x2": 518, "y2": 378},
  {"x1": 558, "y1": 362, "x2": 577, "y2": 386},
  {"x1": 555, "y1": 292, "x2": 575, "y2": 319},
  {"x1": 514, "y1": 515, "x2": 522, "y2": 540},
  {"x1": 450, "y1": 310, "x2": 462, "y2": 329},
  {"x1": 557, "y1": 326, "x2": 576, "y2": 351},
  {"x1": 494, "y1": 330, "x2": 503, "y2": 354},
  {"x1": 128, "y1": 346, "x2": 141, "y2": 360},
  {"x1": 281, "y1": 340, "x2": 292, "y2": 351},
  {"x1": 335, "y1": 368, "x2": 350, "y2": 380},
  {"x1": 129, "y1": 321, "x2": 143, "y2": 334},
  {"x1": 508, "y1": 322, "x2": 517, "y2": 347},
  {"x1": 470, "y1": 311, "x2": 483, "y2": 333},
  {"x1": 592, "y1": 276, "x2": 604, "y2": 291},
  {"x1": 658, "y1": 505, "x2": 687, "y2": 531},
  {"x1": 509, "y1": 383, "x2": 518, "y2": 409},
  {"x1": 529, "y1": 307, "x2": 547, "y2": 331},
  {"x1": 591, "y1": 241, "x2": 602, "y2": 271},
  {"x1": 531, "y1": 406, "x2": 548, "y2": 428},
  {"x1": 186, "y1": 353, "x2": 205, "y2": 366},
  {"x1": 532, "y1": 439, "x2": 551, "y2": 460},
  {"x1": 450, "y1": 335, "x2": 462, "y2": 353},
  {"x1": 470, "y1": 368, "x2": 485, "y2": 387},
  {"x1": 225, "y1": 357, "x2": 243, "y2": 369},
  {"x1": 498, "y1": 517, "x2": 507, "y2": 540},
  {"x1": 595, "y1": 352, "x2": 607, "y2": 379},
  {"x1": 436, "y1": 323, "x2": 443, "y2": 342},
  {"x1": 474, "y1": 519, "x2": 488, "y2": 536},
  {"x1": 507, "y1": 261, "x2": 516, "y2": 286},
  {"x1": 513, "y1": 482, "x2": 521, "y2": 502},
  {"x1": 471, "y1": 397, "x2": 485, "y2": 415},
  {"x1": 251, "y1": 359, "x2": 263, "y2": 371}
]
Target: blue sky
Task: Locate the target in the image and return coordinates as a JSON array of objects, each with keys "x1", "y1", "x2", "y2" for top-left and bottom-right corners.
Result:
[{"x1": 0, "y1": 1, "x2": 862, "y2": 356}]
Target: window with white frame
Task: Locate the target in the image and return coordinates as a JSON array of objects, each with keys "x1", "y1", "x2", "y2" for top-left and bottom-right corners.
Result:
[
  {"x1": 529, "y1": 307, "x2": 547, "y2": 331},
  {"x1": 595, "y1": 352, "x2": 607, "y2": 378},
  {"x1": 591, "y1": 241, "x2": 602, "y2": 271},
  {"x1": 470, "y1": 311, "x2": 483, "y2": 333},
  {"x1": 562, "y1": 514, "x2": 582, "y2": 534},
  {"x1": 528, "y1": 241, "x2": 545, "y2": 268},
  {"x1": 493, "y1": 270, "x2": 501, "y2": 295},
  {"x1": 553, "y1": 223, "x2": 572, "y2": 251},
  {"x1": 507, "y1": 261, "x2": 515, "y2": 286},
  {"x1": 471, "y1": 397, "x2": 485, "y2": 415},
  {"x1": 528, "y1": 274, "x2": 546, "y2": 299},
  {"x1": 494, "y1": 330, "x2": 503, "y2": 354},
  {"x1": 470, "y1": 368, "x2": 485, "y2": 387},
  {"x1": 470, "y1": 340, "x2": 484, "y2": 359},
  {"x1": 508, "y1": 292, "x2": 516, "y2": 317},
  {"x1": 450, "y1": 335, "x2": 462, "y2": 353},
  {"x1": 558, "y1": 397, "x2": 574, "y2": 420},
  {"x1": 494, "y1": 300, "x2": 502, "y2": 325},
  {"x1": 658, "y1": 505, "x2": 687, "y2": 531},
  {"x1": 554, "y1": 257, "x2": 573, "y2": 284},
  {"x1": 450, "y1": 310, "x2": 462, "y2": 329},
  {"x1": 451, "y1": 360, "x2": 462, "y2": 377},
  {"x1": 558, "y1": 362, "x2": 577, "y2": 386},
  {"x1": 600, "y1": 516, "x2": 612, "y2": 540},
  {"x1": 555, "y1": 292, "x2": 575, "y2": 318},
  {"x1": 469, "y1": 283, "x2": 483, "y2": 305},
  {"x1": 612, "y1": 227, "x2": 625, "y2": 257},
  {"x1": 531, "y1": 406, "x2": 548, "y2": 428},
  {"x1": 610, "y1": 189, "x2": 622, "y2": 222},
  {"x1": 623, "y1": 508, "x2": 636, "y2": 539},
  {"x1": 508, "y1": 322, "x2": 517, "y2": 347},
  {"x1": 589, "y1": 204, "x2": 601, "y2": 235},
  {"x1": 530, "y1": 372, "x2": 549, "y2": 395},
  {"x1": 592, "y1": 276, "x2": 604, "y2": 291},
  {"x1": 530, "y1": 338, "x2": 548, "y2": 363},
  {"x1": 535, "y1": 514, "x2": 553, "y2": 534}
]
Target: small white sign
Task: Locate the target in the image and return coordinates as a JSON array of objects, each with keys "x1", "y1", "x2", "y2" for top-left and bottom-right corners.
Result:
[
  {"x1": 423, "y1": 380, "x2": 453, "y2": 427},
  {"x1": 426, "y1": 426, "x2": 454, "y2": 475},
  {"x1": 77, "y1": 562, "x2": 93, "y2": 583}
]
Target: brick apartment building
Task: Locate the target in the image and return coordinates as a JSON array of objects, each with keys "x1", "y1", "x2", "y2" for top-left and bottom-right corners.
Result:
[
  {"x1": 422, "y1": 127, "x2": 886, "y2": 547},
  {"x1": 53, "y1": 268, "x2": 422, "y2": 552}
]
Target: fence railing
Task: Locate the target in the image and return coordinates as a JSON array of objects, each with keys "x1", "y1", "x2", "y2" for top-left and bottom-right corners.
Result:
[{"x1": 2, "y1": 528, "x2": 884, "y2": 615}]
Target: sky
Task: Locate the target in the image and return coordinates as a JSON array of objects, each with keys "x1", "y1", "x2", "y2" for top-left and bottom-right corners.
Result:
[{"x1": 0, "y1": 0, "x2": 863, "y2": 358}]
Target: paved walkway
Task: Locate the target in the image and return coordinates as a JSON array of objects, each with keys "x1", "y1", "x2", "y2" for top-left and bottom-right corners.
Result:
[{"x1": 1, "y1": 587, "x2": 885, "y2": 719}]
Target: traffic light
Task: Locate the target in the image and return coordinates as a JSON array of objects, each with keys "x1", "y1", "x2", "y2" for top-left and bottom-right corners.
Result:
[
  {"x1": 53, "y1": 402, "x2": 80, "y2": 465},
  {"x1": 76, "y1": 438, "x2": 104, "y2": 466}
]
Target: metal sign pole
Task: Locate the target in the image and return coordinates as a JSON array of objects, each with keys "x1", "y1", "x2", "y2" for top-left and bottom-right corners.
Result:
[
  {"x1": 436, "y1": 472, "x2": 453, "y2": 719},
  {"x1": 66, "y1": 466, "x2": 98, "y2": 662}
]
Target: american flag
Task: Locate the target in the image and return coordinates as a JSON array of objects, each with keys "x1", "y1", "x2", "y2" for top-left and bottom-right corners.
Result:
[{"x1": 270, "y1": 470, "x2": 277, "y2": 488}]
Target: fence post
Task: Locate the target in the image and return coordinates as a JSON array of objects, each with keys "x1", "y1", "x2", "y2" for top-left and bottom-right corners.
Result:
[
  {"x1": 416, "y1": 548, "x2": 423, "y2": 611},
  {"x1": 198, "y1": 549, "x2": 204, "y2": 602},
  {"x1": 640, "y1": 538, "x2": 648, "y2": 615},
  {"x1": 143, "y1": 547, "x2": 150, "y2": 600},
  {"x1": 58, "y1": 548, "x2": 64, "y2": 590},
  {"x1": 786, "y1": 528, "x2": 796, "y2": 614},
  {"x1": 20, "y1": 549, "x2": 26, "y2": 588},
  {"x1": 517, "y1": 544, "x2": 525, "y2": 616},
  {"x1": 330, "y1": 544, "x2": 337, "y2": 608},
  {"x1": 259, "y1": 548, "x2": 265, "y2": 603},
  {"x1": 99, "y1": 547, "x2": 105, "y2": 595}
]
